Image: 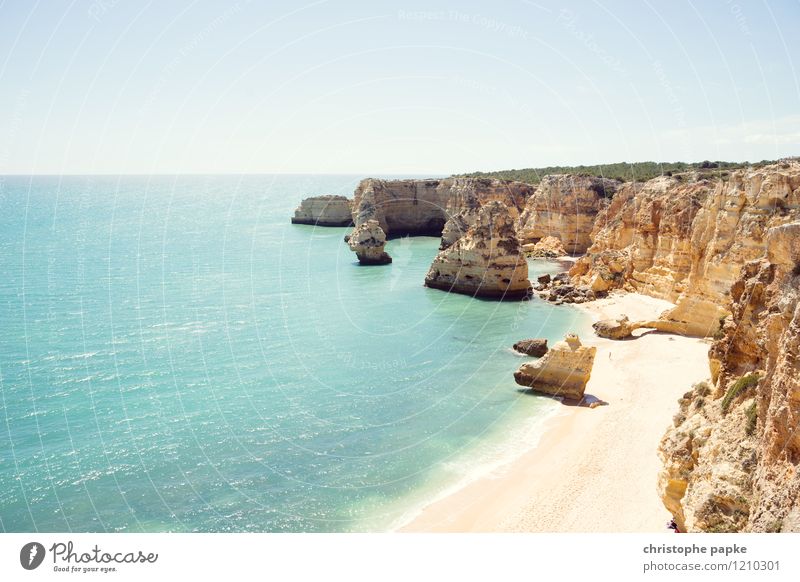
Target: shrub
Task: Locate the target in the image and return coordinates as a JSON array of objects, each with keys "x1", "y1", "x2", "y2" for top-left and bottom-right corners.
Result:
[
  {"x1": 766, "y1": 519, "x2": 783, "y2": 533},
  {"x1": 722, "y1": 373, "x2": 760, "y2": 414},
  {"x1": 456, "y1": 159, "x2": 777, "y2": 185},
  {"x1": 694, "y1": 381, "x2": 711, "y2": 397},
  {"x1": 745, "y1": 401, "x2": 758, "y2": 435}
]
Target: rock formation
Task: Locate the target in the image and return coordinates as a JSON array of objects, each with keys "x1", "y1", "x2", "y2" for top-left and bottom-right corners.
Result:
[
  {"x1": 522, "y1": 235, "x2": 567, "y2": 258},
  {"x1": 592, "y1": 315, "x2": 636, "y2": 340},
  {"x1": 289, "y1": 160, "x2": 800, "y2": 533},
  {"x1": 517, "y1": 174, "x2": 619, "y2": 254},
  {"x1": 344, "y1": 176, "x2": 534, "y2": 264},
  {"x1": 513, "y1": 334, "x2": 597, "y2": 401},
  {"x1": 346, "y1": 220, "x2": 392, "y2": 265},
  {"x1": 291, "y1": 195, "x2": 353, "y2": 226},
  {"x1": 512, "y1": 338, "x2": 548, "y2": 357},
  {"x1": 424, "y1": 201, "x2": 532, "y2": 299},
  {"x1": 571, "y1": 162, "x2": 800, "y2": 337},
  {"x1": 350, "y1": 176, "x2": 533, "y2": 238},
  {"x1": 532, "y1": 271, "x2": 597, "y2": 305},
  {"x1": 658, "y1": 220, "x2": 800, "y2": 532}
]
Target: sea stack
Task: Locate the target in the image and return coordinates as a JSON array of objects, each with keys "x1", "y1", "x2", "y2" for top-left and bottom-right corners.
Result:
[
  {"x1": 424, "y1": 200, "x2": 532, "y2": 299},
  {"x1": 513, "y1": 334, "x2": 597, "y2": 401},
  {"x1": 291, "y1": 195, "x2": 354, "y2": 226},
  {"x1": 347, "y1": 219, "x2": 392, "y2": 265}
]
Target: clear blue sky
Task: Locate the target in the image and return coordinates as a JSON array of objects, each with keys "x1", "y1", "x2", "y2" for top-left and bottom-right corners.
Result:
[{"x1": 0, "y1": 0, "x2": 798, "y2": 174}]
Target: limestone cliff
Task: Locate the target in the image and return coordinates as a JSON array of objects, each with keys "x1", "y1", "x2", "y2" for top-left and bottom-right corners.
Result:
[
  {"x1": 291, "y1": 195, "x2": 353, "y2": 226},
  {"x1": 350, "y1": 177, "x2": 533, "y2": 239},
  {"x1": 424, "y1": 201, "x2": 531, "y2": 299},
  {"x1": 658, "y1": 221, "x2": 800, "y2": 532},
  {"x1": 571, "y1": 162, "x2": 800, "y2": 336},
  {"x1": 513, "y1": 334, "x2": 597, "y2": 401},
  {"x1": 517, "y1": 174, "x2": 619, "y2": 255}
]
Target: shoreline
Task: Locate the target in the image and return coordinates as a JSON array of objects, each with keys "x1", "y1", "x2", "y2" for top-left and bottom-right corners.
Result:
[{"x1": 399, "y1": 291, "x2": 711, "y2": 532}]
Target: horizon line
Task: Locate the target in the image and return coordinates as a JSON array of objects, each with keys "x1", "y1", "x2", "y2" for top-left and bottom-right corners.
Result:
[{"x1": 0, "y1": 156, "x2": 793, "y2": 178}]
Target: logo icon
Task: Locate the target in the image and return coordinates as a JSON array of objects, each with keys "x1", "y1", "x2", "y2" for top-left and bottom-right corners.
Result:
[{"x1": 20, "y1": 542, "x2": 46, "y2": 570}]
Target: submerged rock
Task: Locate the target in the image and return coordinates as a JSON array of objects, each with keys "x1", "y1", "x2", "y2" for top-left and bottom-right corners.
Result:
[
  {"x1": 512, "y1": 338, "x2": 548, "y2": 357},
  {"x1": 424, "y1": 201, "x2": 532, "y2": 299},
  {"x1": 291, "y1": 195, "x2": 353, "y2": 226},
  {"x1": 513, "y1": 334, "x2": 597, "y2": 401},
  {"x1": 347, "y1": 220, "x2": 392, "y2": 265}
]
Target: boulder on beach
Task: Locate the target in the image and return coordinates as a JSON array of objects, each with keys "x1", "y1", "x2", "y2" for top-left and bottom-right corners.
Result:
[
  {"x1": 592, "y1": 315, "x2": 636, "y2": 340},
  {"x1": 513, "y1": 334, "x2": 597, "y2": 402}
]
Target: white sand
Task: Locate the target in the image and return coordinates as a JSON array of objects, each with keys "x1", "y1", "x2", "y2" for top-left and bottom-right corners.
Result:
[{"x1": 401, "y1": 292, "x2": 711, "y2": 532}]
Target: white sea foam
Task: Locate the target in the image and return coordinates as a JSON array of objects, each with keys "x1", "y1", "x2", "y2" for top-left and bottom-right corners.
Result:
[{"x1": 378, "y1": 400, "x2": 565, "y2": 532}]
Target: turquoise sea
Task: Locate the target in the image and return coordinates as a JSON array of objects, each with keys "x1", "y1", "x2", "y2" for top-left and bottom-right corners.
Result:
[{"x1": 0, "y1": 175, "x2": 587, "y2": 532}]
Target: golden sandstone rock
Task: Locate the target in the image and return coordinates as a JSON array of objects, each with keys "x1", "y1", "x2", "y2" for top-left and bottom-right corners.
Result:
[
  {"x1": 296, "y1": 161, "x2": 800, "y2": 532},
  {"x1": 522, "y1": 235, "x2": 567, "y2": 258},
  {"x1": 659, "y1": 220, "x2": 800, "y2": 532},
  {"x1": 424, "y1": 201, "x2": 531, "y2": 299},
  {"x1": 350, "y1": 177, "x2": 533, "y2": 238},
  {"x1": 513, "y1": 334, "x2": 597, "y2": 402},
  {"x1": 518, "y1": 174, "x2": 618, "y2": 254},
  {"x1": 346, "y1": 220, "x2": 392, "y2": 265},
  {"x1": 572, "y1": 162, "x2": 800, "y2": 337},
  {"x1": 291, "y1": 195, "x2": 353, "y2": 226}
]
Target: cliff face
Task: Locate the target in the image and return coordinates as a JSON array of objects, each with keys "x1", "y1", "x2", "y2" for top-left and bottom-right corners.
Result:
[
  {"x1": 517, "y1": 175, "x2": 618, "y2": 254},
  {"x1": 352, "y1": 178, "x2": 449, "y2": 236},
  {"x1": 658, "y1": 221, "x2": 800, "y2": 532},
  {"x1": 424, "y1": 201, "x2": 531, "y2": 299},
  {"x1": 571, "y1": 162, "x2": 800, "y2": 336},
  {"x1": 351, "y1": 177, "x2": 533, "y2": 239},
  {"x1": 292, "y1": 195, "x2": 354, "y2": 226}
]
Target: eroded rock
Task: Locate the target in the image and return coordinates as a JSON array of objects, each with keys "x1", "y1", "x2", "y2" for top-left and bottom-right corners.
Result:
[
  {"x1": 291, "y1": 195, "x2": 353, "y2": 226},
  {"x1": 592, "y1": 315, "x2": 636, "y2": 340},
  {"x1": 347, "y1": 220, "x2": 392, "y2": 265},
  {"x1": 512, "y1": 338, "x2": 548, "y2": 357},
  {"x1": 513, "y1": 334, "x2": 597, "y2": 401},
  {"x1": 518, "y1": 175, "x2": 619, "y2": 254},
  {"x1": 424, "y1": 201, "x2": 532, "y2": 299},
  {"x1": 522, "y1": 236, "x2": 567, "y2": 258}
]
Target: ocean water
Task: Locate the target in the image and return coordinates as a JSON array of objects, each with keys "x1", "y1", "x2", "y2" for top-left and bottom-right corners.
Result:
[{"x1": 0, "y1": 174, "x2": 587, "y2": 532}]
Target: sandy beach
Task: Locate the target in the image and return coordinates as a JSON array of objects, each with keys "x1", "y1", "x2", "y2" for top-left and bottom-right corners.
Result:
[{"x1": 401, "y1": 292, "x2": 711, "y2": 532}]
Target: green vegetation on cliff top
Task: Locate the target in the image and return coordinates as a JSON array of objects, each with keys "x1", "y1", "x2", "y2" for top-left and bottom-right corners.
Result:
[{"x1": 459, "y1": 159, "x2": 779, "y2": 184}]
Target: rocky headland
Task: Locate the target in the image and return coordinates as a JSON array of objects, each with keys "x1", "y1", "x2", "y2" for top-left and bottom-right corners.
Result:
[
  {"x1": 351, "y1": 176, "x2": 533, "y2": 239},
  {"x1": 293, "y1": 159, "x2": 800, "y2": 532},
  {"x1": 570, "y1": 163, "x2": 800, "y2": 337}
]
